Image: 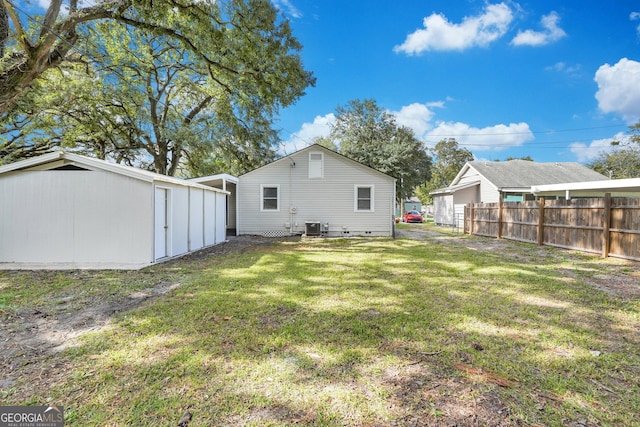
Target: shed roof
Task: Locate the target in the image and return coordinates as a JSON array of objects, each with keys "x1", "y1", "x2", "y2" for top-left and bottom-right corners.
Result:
[
  {"x1": 454, "y1": 160, "x2": 608, "y2": 189},
  {"x1": 0, "y1": 152, "x2": 228, "y2": 194}
]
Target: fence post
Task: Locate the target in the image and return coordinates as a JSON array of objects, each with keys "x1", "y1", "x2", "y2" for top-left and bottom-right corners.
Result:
[
  {"x1": 470, "y1": 203, "x2": 475, "y2": 235},
  {"x1": 464, "y1": 205, "x2": 468, "y2": 234},
  {"x1": 497, "y1": 197, "x2": 503, "y2": 239},
  {"x1": 537, "y1": 198, "x2": 545, "y2": 246},
  {"x1": 602, "y1": 192, "x2": 611, "y2": 258}
]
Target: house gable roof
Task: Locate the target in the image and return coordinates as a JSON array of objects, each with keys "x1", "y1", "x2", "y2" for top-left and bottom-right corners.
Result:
[
  {"x1": 0, "y1": 152, "x2": 228, "y2": 193},
  {"x1": 451, "y1": 160, "x2": 608, "y2": 189},
  {"x1": 239, "y1": 144, "x2": 396, "y2": 181}
]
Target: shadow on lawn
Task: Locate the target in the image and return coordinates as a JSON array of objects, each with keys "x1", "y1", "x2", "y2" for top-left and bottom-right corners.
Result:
[{"x1": 5, "y1": 232, "x2": 640, "y2": 426}]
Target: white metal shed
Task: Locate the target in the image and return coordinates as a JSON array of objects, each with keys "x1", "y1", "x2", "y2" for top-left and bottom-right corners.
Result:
[{"x1": 0, "y1": 152, "x2": 228, "y2": 269}]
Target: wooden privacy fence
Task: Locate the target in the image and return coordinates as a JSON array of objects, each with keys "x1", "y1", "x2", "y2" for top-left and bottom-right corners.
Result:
[{"x1": 464, "y1": 194, "x2": 640, "y2": 261}]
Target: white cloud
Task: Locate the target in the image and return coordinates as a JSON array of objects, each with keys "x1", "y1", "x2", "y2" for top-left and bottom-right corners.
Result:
[
  {"x1": 393, "y1": 3, "x2": 513, "y2": 54},
  {"x1": 388, "y1": 103, "x2": 439, "y2": 138},
  {"x1": 426, "y1": 122, "x2": 534, "y2": 150},
  {"x1": 279, "y1": 113, "x2": 335, "y2": 154},
  {"x1": 545, "y1": 61, "x2": 582, "y2": 77},
  {"x1": 272, "y1": 0, "x2": 302, "y2": 18},
  {"x1": 631, "y1": 12, "x2": 640, "y2": 36},
  {"x1": 284, "y1": 103, "x2": 533, "y2": 155},
  {"x1": 511, "y1": 11, "x2": 566, "y2": 46},
  {"x1": 594, "y1": 58, "x2": 640, "y2": 123},
  {"x1": 569, "y1": 132, "x2": 629, "y2": 163}
]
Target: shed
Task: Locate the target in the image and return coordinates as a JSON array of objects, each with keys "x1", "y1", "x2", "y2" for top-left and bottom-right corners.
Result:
[
  {"x1": 431, "y1": 160, "x2": 608, "y2": 227},
  {"x1": 189, "y1": 173, "x2": 238, "y2": 236},
  {"x1": 0, "y1": 152, "x2": 228, "y2": 269},
  {"x1": 237, "y1": 144, "x2": 396, "y2": 237}
]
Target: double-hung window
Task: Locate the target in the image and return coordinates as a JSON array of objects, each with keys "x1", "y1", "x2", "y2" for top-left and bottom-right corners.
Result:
[
  {"x1": 261, "y1": 185, "x2": 279, "y2": 211},
  {"x1": 354, "y1": 185, "x2": 374, "y2": 212}
]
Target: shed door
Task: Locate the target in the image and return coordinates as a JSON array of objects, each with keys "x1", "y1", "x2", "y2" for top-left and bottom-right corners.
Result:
[{"x1": 155, "y1": 188, "x2": 169, "y2": 260}]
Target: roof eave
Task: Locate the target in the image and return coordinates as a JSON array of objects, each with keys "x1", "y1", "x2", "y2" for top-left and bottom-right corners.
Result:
[
  {"x1": 0, "y1": 152, "x2": 229, "y2": 194},
  {"x1": 0, "y1": 151, "x2": 64, "y2": 175}
]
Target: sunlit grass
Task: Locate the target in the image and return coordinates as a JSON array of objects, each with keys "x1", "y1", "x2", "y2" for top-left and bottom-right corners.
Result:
[{"x1": 1, "y1": 229, "x2": 639, "y2": 426}]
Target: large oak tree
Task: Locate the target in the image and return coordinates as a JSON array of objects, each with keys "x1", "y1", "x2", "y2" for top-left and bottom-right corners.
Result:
[
  {"x1": 415, "y1": 138, "x2": 474, "y2": 204},
  {"x1": 329, "y1": 99, "x2": 432, "y2": 205},
  {"x1": 0, "y1": 0, "x2": 315, "y2": 173},
  {"x1": 587, "y1": 123, "x2": 640, "y2": 179}
]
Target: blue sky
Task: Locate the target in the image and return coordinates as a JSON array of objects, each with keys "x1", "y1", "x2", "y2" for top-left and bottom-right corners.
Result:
[
  {"x1": 272, "y1": 0, "x2": 640, "y2": 164},
  {"x1": 20, "y1": 0, "x2": 640, "y2": 164}
]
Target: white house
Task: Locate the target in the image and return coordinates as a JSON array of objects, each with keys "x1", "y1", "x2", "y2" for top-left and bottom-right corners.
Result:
[
  {"x1": 0, "y1": 152, "x2": 228, "y2": 269},
  {"x1": 431, "y1": 160, "x2": 608, "y2": 227},
  {"x1": 237, "y1": 144, "x2": 396, "y2": 237}
]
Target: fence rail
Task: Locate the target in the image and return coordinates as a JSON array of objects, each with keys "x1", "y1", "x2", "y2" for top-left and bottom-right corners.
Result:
[{"x1": 464, "y1": 194, "x2": 640, "y2": 261}]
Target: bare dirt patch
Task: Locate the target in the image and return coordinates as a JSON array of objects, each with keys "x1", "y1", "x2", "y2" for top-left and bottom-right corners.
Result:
[
  {"x1": 0, "y1": 235, "x2": 287, "y2": 392},
  {"x1": 1, "y1": 230, "x2": 638, "y2": 426}
]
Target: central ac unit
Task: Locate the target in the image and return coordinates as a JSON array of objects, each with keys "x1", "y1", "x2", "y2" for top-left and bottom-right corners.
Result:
[{"x1": 305, "y1": 221, "x2": 321, "y2": 236}]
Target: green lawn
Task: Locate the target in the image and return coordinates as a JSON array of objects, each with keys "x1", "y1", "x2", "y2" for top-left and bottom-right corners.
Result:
[{"x1": 1, "y1": 225, "x2": 639, "y2": 426}]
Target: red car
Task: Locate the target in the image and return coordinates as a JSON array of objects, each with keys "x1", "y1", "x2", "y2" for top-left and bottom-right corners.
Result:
[{"x1": 403, "y1": 210, "x2": 423, "y2": 223}]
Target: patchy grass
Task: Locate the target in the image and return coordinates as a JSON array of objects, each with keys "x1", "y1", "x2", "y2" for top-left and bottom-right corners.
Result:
[{"x1": 1, "y1": 227, "x2": 639, "y2": 426}]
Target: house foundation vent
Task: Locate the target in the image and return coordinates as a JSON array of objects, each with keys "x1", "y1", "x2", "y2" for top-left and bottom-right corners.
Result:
[
  {"x1": 305, "y1": 221, "x2": 321, "y2": 237},
  {"x1": 261, "y1": 230, "x2": 290, "y2": 238}
]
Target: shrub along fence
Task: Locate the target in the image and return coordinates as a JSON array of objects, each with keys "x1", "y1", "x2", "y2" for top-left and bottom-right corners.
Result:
[{"x1": 463, "y1": 193, "x2": 640, "y2": 261}]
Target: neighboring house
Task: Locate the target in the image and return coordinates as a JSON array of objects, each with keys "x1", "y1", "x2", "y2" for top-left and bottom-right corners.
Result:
[
  {"x1": 531, "y1": 177, "x2": 640, "y2": 199},
  {"x1": 430, "y1": 160, "x2": 608, "y2": 226},
  {"x1": 0, "y1": 152, "x2": 228, "y2": 269},
  {"x1": 237, "y1": 144, "x2": 396, "y2": 237},
  {"x1": 404, "y1": 197, "x2": 422, "y2": 214}
]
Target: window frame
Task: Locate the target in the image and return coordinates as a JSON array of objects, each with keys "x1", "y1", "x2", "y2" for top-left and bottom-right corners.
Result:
[
  {"x1": 308, "y1": 151, "x2": 324, "y2": 179},
  {"x1": 354, "y1": 185, "x2": 375, "y2": 212},
  {"x1": 260, "y1": 184, "x2": 280, "y2": 212}
]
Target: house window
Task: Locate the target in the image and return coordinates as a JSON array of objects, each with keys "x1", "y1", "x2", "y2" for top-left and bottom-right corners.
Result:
[
  {"x1": 309, "y1": 152, "x2": 323, "y2": 179},
  {"x1": 504, "y1": 194, "x2": 523, "y2": 202},
  {"x1": 355, "y1": 185, "x2": 374, "y2": 212},
  {"x1": 261, "y1": 185, "x2": 279, "y2": 211}
]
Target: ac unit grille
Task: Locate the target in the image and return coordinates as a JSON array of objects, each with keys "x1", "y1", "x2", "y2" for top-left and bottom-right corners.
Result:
[{"x1": 305, "y1": 221, "x2": 321, "y2": 236}]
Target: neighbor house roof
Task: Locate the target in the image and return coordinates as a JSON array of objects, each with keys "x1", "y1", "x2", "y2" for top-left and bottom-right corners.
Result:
[
  {"x1": 0, "y1": 151, "x2": 228, "y2": 193},
  {"x1": 464, "y1": 160, "x2": 608, "y2": 189},
  {"x1": 455, "y1": 160, "x2": 607, "y2": 190},
  {"x1": 429, "y1": 181, "x2": 479, "y2": 196}
]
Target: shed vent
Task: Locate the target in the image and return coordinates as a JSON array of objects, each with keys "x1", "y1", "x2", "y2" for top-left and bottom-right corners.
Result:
[{"x1": 51, "y1": 164, "x2": 89, "y2": 171}]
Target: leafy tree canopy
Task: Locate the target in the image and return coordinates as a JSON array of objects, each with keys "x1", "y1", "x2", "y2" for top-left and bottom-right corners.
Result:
[
  {"x1": 415, "y1": 138, "x2": 474, "y2": 204},
  {"x1": 0, "y1": 0, "x2": 315, "y2": 174},
  {"x1": 585, "y1": 123, "x2": 640, "y2": 179},
  {"x1": 586, "y1": 122, "x2": 640, "y2": 179},
  {"x1": 328, "y1": 99, "x2": 432, "y2": 204},
  {"x1": 588, "y1": 147, "x2": 640, "y2": 179},
  {"x1": 504, "y1": 155, "x2": 533, "y2": 161}
]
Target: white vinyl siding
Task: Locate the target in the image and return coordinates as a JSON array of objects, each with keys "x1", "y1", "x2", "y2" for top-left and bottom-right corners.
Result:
[
  {"x1": 309, "y1": 152, "x2": 323, "y2": 179},
  {"x1": 261, "y1": 184, "x2": 279, "y2": 211},
  {"x1": 238, "y1": 146, "x2": 395, "y2": 237},
  {"x1": 354, "y1": 185, "x2": 374, "y2": 212},
  {"x1": 0, "y1": 153, "x2": 229, "y2": 269}
]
